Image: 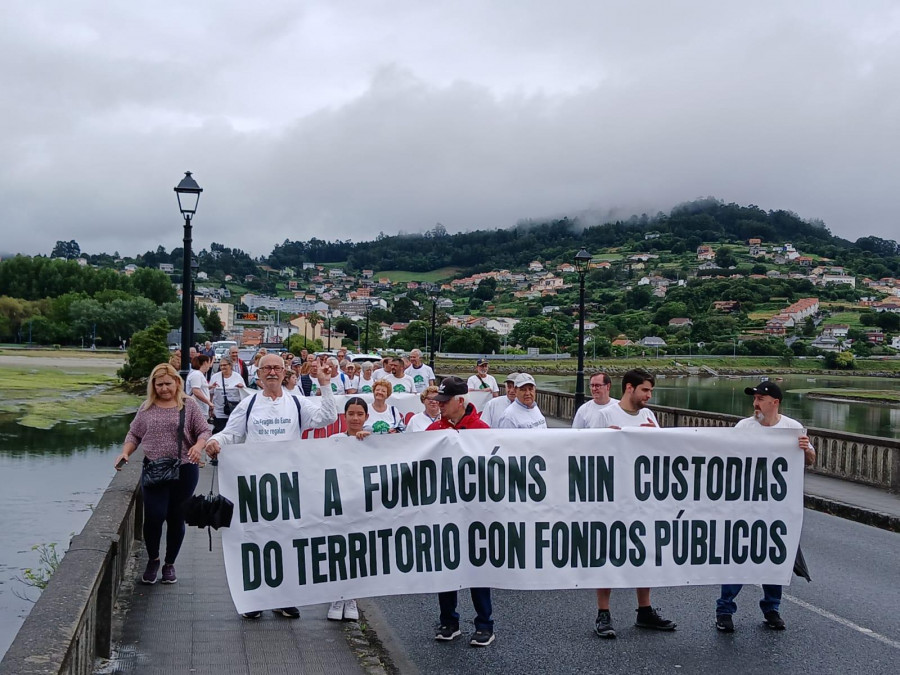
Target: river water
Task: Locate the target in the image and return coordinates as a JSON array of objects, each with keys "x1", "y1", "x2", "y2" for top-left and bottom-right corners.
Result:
[
  {"x1": 0, "y1": 412, "x2": 133, "y2": 658},
  {"x1": 0, "y1": 372, "x2": 898, "y2": 657},
  {"x1": 531, "y1": 372, "x2": 900, "y2": 439}
]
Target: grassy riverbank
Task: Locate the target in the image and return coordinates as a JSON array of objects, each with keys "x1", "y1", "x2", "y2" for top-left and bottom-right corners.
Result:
[
  {"x1": 792, "y1": 389, "x2": 900, "y2": 405},
  {"x1": 0, "y1": 355, "x2": 140, "y2": 429}
]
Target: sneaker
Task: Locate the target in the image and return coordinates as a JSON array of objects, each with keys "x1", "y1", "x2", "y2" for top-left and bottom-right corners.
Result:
[
  {"x1": 344, "y1": 599, "x2": 359, "y2": 621},
  {"x1": 434, "y1": 624, "x2": 461, "y2": 641},
  {"x1": 241, "y1": 610, "x2": 262, "y2": 619},
  {"x1": 635, "y1": 607, "x2": 677, "y2": 631},
  {"x1": 327, "y1": 601, "x2": 345, "y2": 621},
  {"x1": 469, "y1": 630, "x2": 495, "y2": 647},
  {"x1": 716, "y1": 614, "x2": 735, "y2": 633},
  {"x1": 764, "y1": 610, "x2": 785, "y2": 630},
  {"x1": 276, "y1": 606, "x2": 300, "y2": 619},
  {"x1": 160, "y1": 564, "x2": 177, "y2": 584},
  {"x1": 595, "y1": 609, "x2": 616, "y2": 638},
  {"x1": 141, "y1": 559, "x2": 160, "y2": 585}
]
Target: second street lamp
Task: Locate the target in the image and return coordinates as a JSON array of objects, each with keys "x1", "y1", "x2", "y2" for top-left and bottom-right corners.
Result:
[
  {"x1": 574, "y1": 248, "x2": 592, "y2": 409},
  {"x1": 429, "y1": 290, "x2": 438, "y2": 370},
  {"x1": 174, "y1": 171, "x2": 202, "y2": 381}
]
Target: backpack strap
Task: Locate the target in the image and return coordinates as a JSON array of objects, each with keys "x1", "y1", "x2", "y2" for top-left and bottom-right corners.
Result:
[
  {"x1": 244, "y1": 392, "x2": 302, "y2": 431},
  {"x1": 245, "y1": 393, "x2": 257, "y2": 424}
]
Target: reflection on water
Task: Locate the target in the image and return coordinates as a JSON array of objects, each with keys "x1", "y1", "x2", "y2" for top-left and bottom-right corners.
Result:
[
  {"x1": 0, "y1": 413, "x2": 134, "y2": 658},
  {"x1": 534, "y1": 373, "x2": 900, "y2": 439}
]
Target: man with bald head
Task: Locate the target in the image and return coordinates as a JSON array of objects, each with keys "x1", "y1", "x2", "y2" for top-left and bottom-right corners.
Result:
[{"x1": 206, "y1": 353, "x2": 338, "y2": 620}]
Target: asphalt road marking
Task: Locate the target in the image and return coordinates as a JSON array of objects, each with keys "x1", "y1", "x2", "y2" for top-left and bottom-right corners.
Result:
[{"x1": 785, "y1": 593, "x2": 900, "y2": 650}]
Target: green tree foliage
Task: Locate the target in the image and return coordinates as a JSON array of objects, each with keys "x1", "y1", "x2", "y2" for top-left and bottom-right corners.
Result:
[
  {"x1": 392, "y1": 297, "x2": 418, "y2": 322},
  {"x1": 284, "y1": 334, "x2": 323, "y2": 354},
  {"x1": 715, "y1": 246, "x2": 737, "y2": 268},
  {"x1": 50, "y1": 240, "x2": 81, "y2": 259},
  {"x1": 118, "y1": 319, "x2": 170, "y2": 381}
]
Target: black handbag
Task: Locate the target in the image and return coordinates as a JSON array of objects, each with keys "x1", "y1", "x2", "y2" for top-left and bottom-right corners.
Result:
[
  {"x1": 221, "y1": 372, "x2": 237, "y2": 416},
  {"x1": 141, "y1": 407, "x2": 184, "y2": 488}
]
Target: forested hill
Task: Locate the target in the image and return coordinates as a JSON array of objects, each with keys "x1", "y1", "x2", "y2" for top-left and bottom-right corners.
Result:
[{"x1": 267, "y1": 198, "x2": 900, "y2": 278}]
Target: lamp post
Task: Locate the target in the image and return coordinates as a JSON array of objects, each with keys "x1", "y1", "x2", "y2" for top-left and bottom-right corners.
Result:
[
  {"x1": 190, "y1": 258, "x2": 199, "y2": 347},
  {"x1": 174, "y1": 171, "x2": 202, "y2": 381},
  {"x1": 363, "y1": 302, "x2": 370, "y2": 353},
  {"x1": 327, "y1": 310, "x2": 333, "y2": 351},
  {"x1": 429, "y1": 291, "x2": 438, "y2": 370},
  {"x1": 574, "y1": 248, "x2": 592, "y2": 409}
]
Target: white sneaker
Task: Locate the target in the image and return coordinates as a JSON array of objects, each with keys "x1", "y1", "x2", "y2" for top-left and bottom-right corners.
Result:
[
  {"x1": 327, "y1": 601, "x2": 345, "y2": 621},
  {"x1": 344, "y1": 599, "x2": 359, "y2": 621}
]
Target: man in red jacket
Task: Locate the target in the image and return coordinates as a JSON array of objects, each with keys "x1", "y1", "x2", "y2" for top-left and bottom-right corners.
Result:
[{"x1": 425, "y1": 376, "x2": 494, "y2": 646}]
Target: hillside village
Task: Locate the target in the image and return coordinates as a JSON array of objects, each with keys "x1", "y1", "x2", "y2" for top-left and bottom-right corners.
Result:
[
  {"x1": 3, "y1": 200, "x2": 900, "y2": 364},
  {"x1": 181, "y1": 236, "x2": 900, "y2": 361}
]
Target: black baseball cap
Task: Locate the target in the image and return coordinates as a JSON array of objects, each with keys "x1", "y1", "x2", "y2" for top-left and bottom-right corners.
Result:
[
  {"x1": 744, "y1": 382, "x2": 783, "y2": 401},
  {"x1": 432, "y1": 376, "x2": 468, "y2": 401}
]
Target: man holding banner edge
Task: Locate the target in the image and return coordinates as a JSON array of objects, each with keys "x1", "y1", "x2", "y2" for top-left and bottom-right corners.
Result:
[
  {"x1": 715, "y1": 381, "x2": 815, "y2": 633},
  {"x1": 426, "y1": 376, "x2": 496, "y2": 647},
  {"x1": 206, "y1": 353, "x2": 338, "y2": 620}
]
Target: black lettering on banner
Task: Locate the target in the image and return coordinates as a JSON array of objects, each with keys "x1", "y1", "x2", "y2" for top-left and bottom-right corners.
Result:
[
  {"x1": 400, "y1": 463, "x2": 418, "y2": 507},
  {"x1": 242, "y1": 543, "x2": 261, "y2": 590},
  {"x1": 348, "y1": 532, "x2": 367, "y2": 579},
  {"x1": 671, "y1": 456, "x2": 689, "y2": 500},
  {"x1": 771, "y1": 457, "x2": 788, "y2": 501},
  {"x1": 395, "y1": 527, "x2": 414, "y2": 573},
  {"x1": 750, "y1": 520, "x2": 767, "y2": 563},
  {"x1": 442, "y1": 524, "x2": 461, "y2": 569},
  {"x1": 534, "y1": 522, "x2": 549, "y2": 568},
  {"x1": 440, "y1": 457, "x2": 458, "y2": 504},
  {"x1": 732, "y1": 520, "x2": 749, "y2": 563},
  {"x1": 487, "y1": 456, "x2": 505, "y2": 501},
  {"x1": 528, "y1": 456, "x2": 547, "y2": 501},
  {"x1": 476, "y1": 457, "x2": 487, "y2": 502},
  {"x1": 706, "y1": 458, "x2": 724, "y2": 500},
  {"x1": 469, "y1": 522, "x2": 486, "y2": 566},
  {"x1": 311, "y1": 536, "x2": 327, "y2": 583},
  {"x1": 238, "y1": 473, "x2": 300, "y2": 522},
  {"x1": 420, "y1": 460, "x2": 437, "y2": 505},
  {"x1": 458, "y1": 457, "x2": 476, "y2": 501},
  {"x1": 691, "y1": 457, "x2": 705, "y2": 500},
  {"x1": 262, "y1": 541, "x2": 283, "y2": 587},
  {"x1": 724, "y1": 457, "x2": 743, "y2": 500},
  {"x1": 377, "y1": 529, "x2": 393, "y2": 575},
  {"x1": 634, "y1": 455, "x2": 650, "y2": 501},
  {"x1": 324, "y1": 469, "x2": 343, "y2": 516},
  {"x1": 570, "y1": 455, "x2": 615, "y2": 502},
  {"x1": 327, "y1": 535, "x2": 348, "y2": 580},
  {"x1": 654, "y1": 520, "x2": 670, "y2": 566},
  {"x1": 752, "y1": 459, "x2": 769, "y2": 501},
  {"x1": 414, "y1": 525, "x2": 433, "y2": 572},
  {"x1": 629, "y1": 522, "x2": 646, "y2": 566},
  {"x1": 508, "y1": 456, "x2": 527, "y2": 502},
  {"x1": 690, "y1": 520, "x2": 708, "y2": 564},
  {"x1": 292, "y1": 539, "x2": 309, "y2": 585},
  {"x1": 362, "y1": 465, "x2": 378, "y2": 512},
  {"x1": 769, "y1": 520, "x2": 787, "y2": 563}
]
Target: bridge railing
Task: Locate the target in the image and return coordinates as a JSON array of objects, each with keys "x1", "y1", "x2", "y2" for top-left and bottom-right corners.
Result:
[
  {"x1": 535, "y1": 389, "x2": 900, "y2": 492},
  {"x1": 0, "y1": 457, "x2": 144, "y2": 675}
]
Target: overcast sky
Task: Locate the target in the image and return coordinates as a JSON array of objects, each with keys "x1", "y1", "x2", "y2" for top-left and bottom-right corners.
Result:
[{"x1": 2, "y1": 1, "x2": 898, "y2": 258}]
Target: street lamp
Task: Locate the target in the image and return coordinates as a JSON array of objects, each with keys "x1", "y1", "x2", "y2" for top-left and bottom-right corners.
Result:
[
  {"x1": 174, "y1": 171, "x2": 202, "y2": 380},
  {"x1": 327, "y1": 310, "x2": 333, "y2": 351},
  {"x1": 574, "y1": 248, "x2": 591, "y2": 409},
  {"x1": 429, "y1": 290, "x2": 438, "y2": 370},
  {"x1": 363, "y1": 302, "x2": 371, "y2": 353}
]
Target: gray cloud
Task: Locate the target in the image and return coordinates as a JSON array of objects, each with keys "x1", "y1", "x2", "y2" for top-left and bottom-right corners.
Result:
[{"x1": 2, "y1": 1, "x2": 899, "y2": 257}]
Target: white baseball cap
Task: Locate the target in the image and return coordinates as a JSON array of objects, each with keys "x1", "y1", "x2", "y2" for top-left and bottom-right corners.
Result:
[{"x1": 513, "y1": 373, "x2": 536, "y2": 387}]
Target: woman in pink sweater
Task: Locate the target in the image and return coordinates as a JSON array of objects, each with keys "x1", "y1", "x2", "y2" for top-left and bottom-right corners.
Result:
[{"x1": 114, "y1": 363, "x2": 210, "y2": 585}]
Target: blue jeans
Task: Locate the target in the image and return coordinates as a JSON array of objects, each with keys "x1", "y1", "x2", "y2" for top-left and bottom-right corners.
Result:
[
  {"x1": 438, "y1": 588, "x2": 493, "y2": 631},
  {"x1": 142, "y1": 463, "x2": 199, "y2": 564},
  {"x1": 716, "y1": 584, "x2": 782, "y2": 616}
]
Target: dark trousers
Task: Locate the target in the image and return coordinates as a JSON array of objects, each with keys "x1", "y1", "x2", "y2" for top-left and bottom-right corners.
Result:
[
  {"x1": 438, "y1": 588, "x2": 494, "y2": 631},
  {"x1": 142, "y1": 463, "x2": 199, "y2": 564}
]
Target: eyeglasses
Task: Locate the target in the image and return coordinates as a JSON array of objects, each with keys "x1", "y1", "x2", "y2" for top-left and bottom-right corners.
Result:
[
  {"x1": 590, "y1": 383, "x2": 610, "y2": 388},
  {"x1": 259, "y1": 365, "x2": 284, "y2": 373}
]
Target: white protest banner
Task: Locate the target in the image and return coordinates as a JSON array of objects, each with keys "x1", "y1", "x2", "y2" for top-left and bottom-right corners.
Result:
[
  {"x1": 467, "y1": 389, "x2": 493, "y2": 412},
  {"x1": 218, "y1": 427, "x2": 804, "y2": 613}
]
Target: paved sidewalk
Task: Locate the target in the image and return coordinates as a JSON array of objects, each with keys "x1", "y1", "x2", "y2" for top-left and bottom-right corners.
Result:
[{"x1": 99, "y1": 467, "x2": 384, "y2": 675}]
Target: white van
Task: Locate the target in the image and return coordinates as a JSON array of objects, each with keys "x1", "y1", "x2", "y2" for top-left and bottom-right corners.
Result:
[{"x1": 211, "y1": 340, "x2": 238, "y2": 363}]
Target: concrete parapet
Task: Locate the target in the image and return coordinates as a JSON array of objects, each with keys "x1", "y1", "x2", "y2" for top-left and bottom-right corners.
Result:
[{"x1": 0, "y1": 455, "x2": 143, "y2": 675}]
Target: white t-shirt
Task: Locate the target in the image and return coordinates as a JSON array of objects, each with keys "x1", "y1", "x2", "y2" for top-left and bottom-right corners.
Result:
[
  {"x1": 186, "y1": 369, "x2": 211, "y2": 417},
  {"x1": 327, "y1": 372, "x2": 348, "y2": 395},
  {"x1": 344, "y1": 374, "x2": 361, "y2": 392},
  {"x1": 406, "y1": 411, "x2": 440, "y2": 433},
  {"x1": 363, "y1": 406, "x2": 406, "y2": 434},
  {"x1": 734, "y1": 413, "x2": 814, "y2": 451},
  {"x1": 285, "y1": 384, "x2": 305, "y2": 398},
  {"x1": 357, "y1": 376, "x2": 376, "y2": 394},
  {"x1": 372, "y1": 368, "x2": 389, "y2": 382},
  {"x1": 211, "y1": 371, "x2": 245, "y2": 418},
  {"x1": 594, "y1": 404, "x2": 659, "y2": 428},
  {"x1": 384, "y1": 373, "x2": 415, "y2": 394},
  {"x1": 572, "y1": 398, "x2": 620, "y2": 429},
  {"x1": 468, "y1": 373, "x2": 499, "y2": 394},
  {"x1": 405, "y1": 364, "x2": 435, "y2": 393},
  {"x1": 481, "y1": 395, "x2": 514, "y2": 428},
  {"x1": 497, "y1": 401, "x2": 547, "y2": 429},
  {"x1": 210, "y1": 388, "x2": 337, "y2": 446}
]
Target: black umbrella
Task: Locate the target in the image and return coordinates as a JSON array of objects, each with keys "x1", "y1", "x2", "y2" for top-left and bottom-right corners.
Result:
[{"x1": 793, "y1": 546, "x2": 811, "y2": 582}]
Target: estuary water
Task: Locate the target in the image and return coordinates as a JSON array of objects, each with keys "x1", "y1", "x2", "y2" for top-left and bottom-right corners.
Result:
[{"x1": 0, "y1": 413, "x2": 133, "y2": 658}]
